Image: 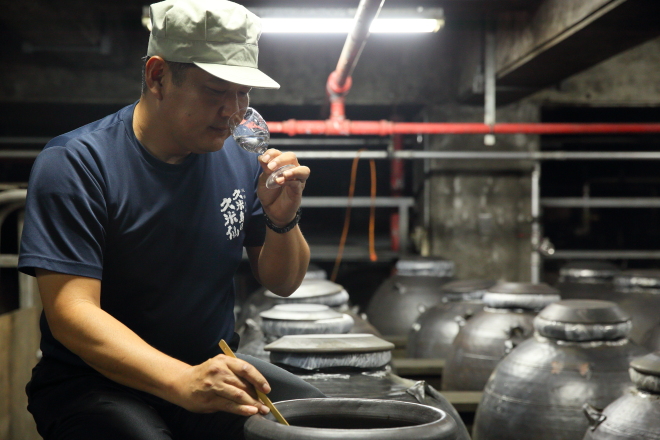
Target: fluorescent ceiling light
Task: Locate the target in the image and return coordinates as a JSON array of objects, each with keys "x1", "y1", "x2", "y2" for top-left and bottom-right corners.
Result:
[
  {"x1": 141, "y1": 6, "x2": 444, "y2": 34},
  {"x1": 261, "y1": 18, "x2": 444, "y2": 34}
]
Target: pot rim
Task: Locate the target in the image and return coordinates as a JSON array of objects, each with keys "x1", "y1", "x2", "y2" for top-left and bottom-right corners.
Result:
[{"x1": 244, "y1": 398, "x2": 457, "y2": 439}]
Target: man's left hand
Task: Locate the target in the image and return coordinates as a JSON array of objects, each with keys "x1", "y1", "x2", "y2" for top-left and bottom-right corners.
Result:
[{"x1": 257, "y1": 149, "x2": 310, "y2": 227}]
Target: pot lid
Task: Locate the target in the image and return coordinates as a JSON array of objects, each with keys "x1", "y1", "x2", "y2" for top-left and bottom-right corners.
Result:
[
  {"x1": 614, "y1": 270, "x2": 660, "y2": 289},
  {"x1": 441, "y1": 279, "x2": 496, "y2": 295},
  {"x1": 483, "y1": 282, "x2": 560, "y2": 309},
  {"x1": 260, "y1": 304, "x2": 343, "y2": 321},
  {"x1": 487, "y1": 282, "x2": 559, "y2": 296},
  {"x1": 264, "y1": 280, "x2": 344, "y2": 299},
  {"x1": 264, "y1": 334, "x2": 395, "y2": 353},
  {"x1": 630, "y1": 352, "x2": 660, "y2": 376},
  {"x1": 304, "y1": 264, "x2": 327, "y2": 280},
  {"x1": 537, "y1": 300, "x2": 630, "y2": 324},
  {"x1": 559, "y1": 261, "x2": 619, "y2": 280},
  {"x1": 395, "y1": 256, "x2": 455, "y2": 277}
]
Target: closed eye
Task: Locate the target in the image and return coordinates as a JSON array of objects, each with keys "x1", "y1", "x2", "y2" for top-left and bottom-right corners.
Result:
[{"x1": 206, "y1": 87, "x2": 227, "y2": 95}]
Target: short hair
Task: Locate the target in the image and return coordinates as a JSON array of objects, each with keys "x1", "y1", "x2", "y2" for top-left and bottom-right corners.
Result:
[{"x1": 141, "y1": 56, "x2": 197, "y2": 94}]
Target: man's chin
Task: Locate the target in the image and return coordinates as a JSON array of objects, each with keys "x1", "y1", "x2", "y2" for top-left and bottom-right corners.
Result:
[{"x1": 199, "y1": 133, "x2": 230, "y2": 153}]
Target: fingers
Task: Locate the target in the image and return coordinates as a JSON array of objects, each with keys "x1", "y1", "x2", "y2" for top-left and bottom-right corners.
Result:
[
  {"x1": 222, "y1": 355, "x2": 271, "y2": 394},
  {"x1": 184, "y1": 356, "x2": 272, "y2": 415},
  {"x1": 271, "y1": 165, "x2": 310, "y2": 188},
  {"x1": 259, "y1": 150, "x2": 299, "y2": 174},
  {"x1": 208, "y1": 383, "x2": 265, "y2": 416}
]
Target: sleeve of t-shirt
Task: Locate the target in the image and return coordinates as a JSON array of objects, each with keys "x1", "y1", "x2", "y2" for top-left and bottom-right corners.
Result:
[
  {"x1": 242, "y1": 157, "x2": 266, "y2": 248},
  {"x1": 18, "y1": 145, "x2": 108, "y2": 279}
]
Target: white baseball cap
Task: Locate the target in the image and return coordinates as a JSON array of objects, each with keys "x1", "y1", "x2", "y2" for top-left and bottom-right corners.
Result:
[{"x1": 147, "y1": 0, "x2": 280, "y2": 89}]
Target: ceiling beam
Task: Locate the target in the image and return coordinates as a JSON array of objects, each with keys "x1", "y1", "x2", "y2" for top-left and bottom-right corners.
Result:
[{"x1": 459, "y1": 0, "x2": 660, "y2": 105}]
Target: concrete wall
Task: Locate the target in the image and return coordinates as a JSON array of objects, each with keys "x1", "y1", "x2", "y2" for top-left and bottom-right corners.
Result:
[
  {"x1": 0, "y1": 308, "x2": 41, "y2": 440},
  {"x1": 423, "y1": 102, "x2": 538, "y2": 281},
  {"x1": 530, "y1": 36, "x2": 660, "y2": 105},
  {"x1": 421, "y1": 34, "x2": 660, "y2": 282},
  {"x1": 0, "y1": 30, "x2": 457, "y2": 107}
]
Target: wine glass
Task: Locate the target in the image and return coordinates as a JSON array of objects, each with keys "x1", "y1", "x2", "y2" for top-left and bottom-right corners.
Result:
[{"x1": 230, "y1": 107, "x2": 295, "y2": 189}]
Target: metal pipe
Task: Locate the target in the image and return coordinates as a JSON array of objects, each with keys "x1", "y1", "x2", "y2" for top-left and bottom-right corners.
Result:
[
  {"x1": 302, "y1": 196, "x2": 414, "y2": 208},
  {"x1": 542, "y1": 198, "x2": 660, "y2": 208},
  {"x1": 547, "y1": 250, "x2": 660, "y2": 260},
  {"x1": 333, "y1": 0, "x2": 385, "y2": 89},
  {"x1": 390, "y1": 133, "x2": 404, "y2": 252},
  {"x1": 483, "y1": 22, "x2": 496, "y2": 146},
  {"x1": 4, "y1": 120, "x2": 660, "y2": 147},
  {"x1": 325, "y1": 0, "x2": 385, "y2": 121},
  {"x1": 268, "y1": 120, "x2": 660, "y2": 136},
  {"x1": 0, "y1": 137, "x2": 52, "y2": 144},
  {"x1": 0, "y1": 150, "x2": 41, "y2": 159},
  {"x1": 0, "y1": 189, "x2": 27, "y2": 204},
  {"x1": 7, "y1": 149, "x2": 660, "y2": 161},
  {"x1": 531, "y1": 163, "x2": 541, "y2": 283},
  {"x1": 292, "y1": 150, "x2": 660, "y2": 160}
]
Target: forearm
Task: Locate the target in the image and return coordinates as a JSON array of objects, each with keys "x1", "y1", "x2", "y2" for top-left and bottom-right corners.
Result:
[
  {"x1": 257, "y1": 225, "x2": 310, "y2": 296},
  {"x1": 47, "y1": 299, "x2": 189, "y2": 404}
]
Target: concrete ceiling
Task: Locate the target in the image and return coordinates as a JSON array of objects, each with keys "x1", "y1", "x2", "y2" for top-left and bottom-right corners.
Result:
[
  {"x1": 0, "y1": 0, "x2": 658, "y2": 106},
  {"x1": 0, "y1": 0, "x2": 541, "y2": 54},
  {"x1": 458, "y1": 0, "x2": 660, "y2": 105}
]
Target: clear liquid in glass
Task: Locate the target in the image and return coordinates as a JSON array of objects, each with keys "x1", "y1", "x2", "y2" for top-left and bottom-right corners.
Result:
[
  {"x1": 234, "y1": 135, "x2": 268, "y2": 155},
  {"x1": 230, "y1": 107, "x2": 295, "y2": 189}
]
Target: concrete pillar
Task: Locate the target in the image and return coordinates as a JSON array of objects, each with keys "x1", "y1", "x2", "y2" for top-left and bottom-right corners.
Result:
[{"x1": 423, "y1": 102, "x2": 539, "y2": 281}]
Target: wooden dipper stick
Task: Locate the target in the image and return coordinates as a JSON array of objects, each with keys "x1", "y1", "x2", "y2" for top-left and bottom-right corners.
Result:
[{"x1": 218, "y1": 339, "x2": 290, "y2": 426}]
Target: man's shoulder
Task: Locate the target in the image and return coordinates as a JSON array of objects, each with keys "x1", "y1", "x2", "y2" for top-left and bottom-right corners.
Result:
[{"x1": 44, "y1": 103, "x2": 135, "y2": 155}]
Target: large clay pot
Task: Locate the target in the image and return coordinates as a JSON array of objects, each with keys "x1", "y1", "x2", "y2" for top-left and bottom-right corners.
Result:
[
  {"x1": 237, "y1": 280, "x2": 380, "y2": 358},
  {"x1": 556, "y1": 261, "x2": 619, "y2": 301},
  {"x1": 264, "y1": 334, "x2": 471, "y2": 440},
  {"x1": 613, "y1": 270, "x2": 660, "y2": 343},
  {"x1": 441, "y1": 282, "x2": 560, "y2": 391},
  {"x1": 472, "y1": 300, "x2": 647, "y2": 440},
  {"x1": 244, "y1": 398, "x2": 460, "y2": 440},
  {"x1": 583, "y1": 352, "x2": 660, "y2": 440},
  {"x1": 304, "y1": 263, "x2": 328, "y2": 280},
  {"x1": 642, "y1": 325, "x2": 660, "y2": 351},
  {"x1": 407, "y1": 280, "x2": 495, "y2": 359},
  {"x1": 239, "y1": 304, "x2": 356, "y2": 361},
  {"x1": 365, "y1": 257, "x2": 455, "y2": 338}
]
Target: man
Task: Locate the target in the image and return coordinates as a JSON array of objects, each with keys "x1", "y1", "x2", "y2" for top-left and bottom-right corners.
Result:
[{"x1": 18, "y1": 1, "x2": 323, "y2": 439}]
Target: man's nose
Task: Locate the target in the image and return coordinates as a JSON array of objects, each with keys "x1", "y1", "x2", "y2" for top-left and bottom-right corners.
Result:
[{"x1": 220, "y1": 92, "x2": 241, "y2": 119}]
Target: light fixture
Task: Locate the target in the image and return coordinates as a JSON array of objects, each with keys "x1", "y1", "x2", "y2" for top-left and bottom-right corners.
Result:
[
  {"x1": 253, "y1": 7, "x2": 444, "y2": 34},
  {"x1": 261, "y1": 18, "x2": 443, "y2": 34},
  {"x1": 141, "y1": 6, "x2": 444, "y2": 34},
  {"x1": 142, "y1": 6, "x2": 153, "y2": 31}
]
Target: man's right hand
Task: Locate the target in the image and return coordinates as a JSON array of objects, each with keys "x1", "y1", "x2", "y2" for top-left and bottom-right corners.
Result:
[
  {"x1": 171, "y1": 354, "x2": 272, "y2": 416},
  {"x1": 36, "y1": 269, "x2": 271, "y2": 418}
]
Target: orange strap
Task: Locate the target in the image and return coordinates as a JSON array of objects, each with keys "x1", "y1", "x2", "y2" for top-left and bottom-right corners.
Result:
[{"x1": 331, "y1": 150, "x2": 377, "y2": 281}]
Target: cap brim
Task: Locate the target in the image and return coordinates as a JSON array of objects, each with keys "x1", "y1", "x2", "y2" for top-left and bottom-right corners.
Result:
[{"x1": 194, "y1": 63, "x2": 280, "y2": 89}]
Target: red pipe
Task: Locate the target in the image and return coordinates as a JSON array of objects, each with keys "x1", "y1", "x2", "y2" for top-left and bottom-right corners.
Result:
[
  {"x1": 267, "y1": 120, "x2": 660, "y2": 136},
  {"x1": 390, "y1": 132, "x2": 404, "y2": 252}
]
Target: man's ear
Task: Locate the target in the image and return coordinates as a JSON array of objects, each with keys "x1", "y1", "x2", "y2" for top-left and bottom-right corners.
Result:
[{"x1": 144, "y1": 56, "x2": 167, "y2": 99}]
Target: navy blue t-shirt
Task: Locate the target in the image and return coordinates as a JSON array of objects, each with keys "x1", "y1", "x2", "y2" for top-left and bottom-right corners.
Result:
[{"x1": 18, "y1": 102, "x2": 266, "y2": 367}]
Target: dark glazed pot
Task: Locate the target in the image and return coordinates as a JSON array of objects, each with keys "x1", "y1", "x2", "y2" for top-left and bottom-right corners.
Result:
[
  {"x1": 642, "y1": 325, "x2": 660, "y2": 351},
  {"x1": 407, "y1": 280, "x2": 495, "y2": 359},
  {"x1": 264, "y1": 334, "x2": 471, "y2": 440},
  {"x1": 304, "y1": 263, "x2": 327, "y2": 280},
  {"x1": 365, "y1": 257, "x2": 455, "y2": 338},
  {"x1": 236, "y1": 280, "x2": 374, "y2": 361},
  {"x1": 556, "y1": 261, "x2": 619, "y2": 301},
  {"x1": 613, "y1": 270, "x2": 660, "y2": 343},
  {"x1": 441, "y1": 282, "x2": 560, "y2": 391},
  {"x1": 583, "y1": 352, "x2": 660, "y2": 440},
  {"x1": 472, "y1": 300, "x2": 648, "y2": 440},
  {"x1": 244, "y1": 398, "x2": 459, "y2": 440}
]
